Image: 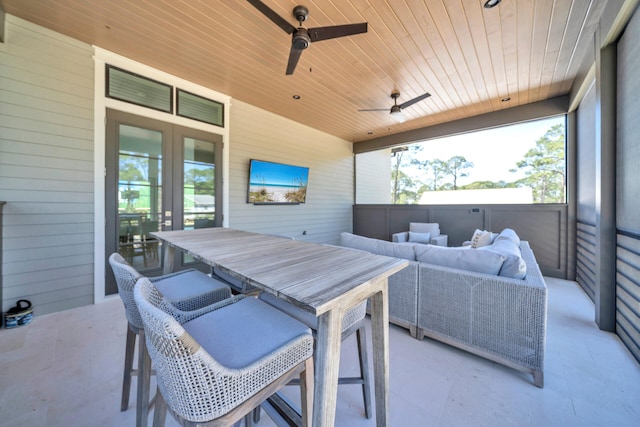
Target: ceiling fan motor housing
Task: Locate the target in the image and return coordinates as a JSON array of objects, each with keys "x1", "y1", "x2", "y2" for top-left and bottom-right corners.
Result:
[{"x1": 293, "y1": 29, "x2": 311, "y2": 50}]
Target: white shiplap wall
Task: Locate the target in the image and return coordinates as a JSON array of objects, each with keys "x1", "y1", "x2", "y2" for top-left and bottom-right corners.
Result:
[
  {"x1": 355, "y1": 150, "x2": 392, "y2": 204},
  {"x1": 0, "y1": 16, "x2": 95, "y2": 314},
  {"x1": 229, "y1": 100, "x2": 353, "y2": 244}
]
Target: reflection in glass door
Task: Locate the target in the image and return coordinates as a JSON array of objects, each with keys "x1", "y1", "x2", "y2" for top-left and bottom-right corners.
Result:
[
  {"x1": 183, "y1": 137, "x2": 216, "y2": 230},
  {"x1": 117, "y1": 124, "x2": 163, "y2": 272}
]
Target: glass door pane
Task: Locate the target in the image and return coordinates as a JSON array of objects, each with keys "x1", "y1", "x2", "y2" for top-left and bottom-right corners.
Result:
[
  {"x1": 117, "y1": 124, "x2": 163, "y2": 272},
  {"x1": 106, "y1": 110, "x2": 224, "y2": 294},
  {"x1": 183, "y1": 137, "x2": 216, "y2": 230}
]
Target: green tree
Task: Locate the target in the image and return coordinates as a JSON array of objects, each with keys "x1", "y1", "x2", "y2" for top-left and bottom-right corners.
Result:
[
  {"x1": 414, "y1": 158, "x2": 448, "y2": 191},
  {"x1": 119, "y1": 155, "x2": 146, "y2": 182},
  {"x1": 444, "y1": 156, "x2": 474, "y2": 190},
  {"x1": 392, "y1": 145, "x2": 423, "y2": 203},
  {"x1": 510, "y1": 124, "x2": 565, "y2": 203},
  {"x1": 392, "y1": 169, "x2": 423, "y2": 204},
  {"x1": 119, "y1": 154, "x2": 147, "y2": 212},
  {"x1": 185, "y1": 167, "x2": 215, "y2": 195}
]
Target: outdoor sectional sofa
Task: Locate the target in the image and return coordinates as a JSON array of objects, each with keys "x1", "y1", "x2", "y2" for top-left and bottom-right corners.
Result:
[{"x1": 339, "y1": 229, "x2": 547, "y2": 387}]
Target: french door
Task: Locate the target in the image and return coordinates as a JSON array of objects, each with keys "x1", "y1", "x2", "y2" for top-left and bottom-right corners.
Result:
[{"x1": 105, "y1": 109, "x2": 223, "y2": 295}]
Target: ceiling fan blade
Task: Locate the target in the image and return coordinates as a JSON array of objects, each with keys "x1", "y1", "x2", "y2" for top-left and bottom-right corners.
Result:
[
  {"x1": 286, "y1": 45, "x2": 304, "y2": 75},
  {"x1": 308, "y1": 23, "x2": 368, "y2": 42},
  {"x1": 398, "y1": 92, "x2": 431, "y2": 110},
  {"x1": 247, "y1": 0, "x2": 296, "y2": 34},
  {"x1": 358, "y1": 108, "x2": 389, "y2": 112}
]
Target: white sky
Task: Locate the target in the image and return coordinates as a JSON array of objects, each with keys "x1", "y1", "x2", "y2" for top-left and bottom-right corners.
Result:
[{"x1": 405, "y1": 116, "x2": 565, "y2": 185}]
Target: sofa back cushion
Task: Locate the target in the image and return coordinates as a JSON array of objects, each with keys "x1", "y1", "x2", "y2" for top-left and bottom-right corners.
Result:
[
  {"x1": 339, "y1": 232, "x2": 416, "y2": 260},
  {"x1": 495, "y1": 228, "x2": 520, "y2": 245},
  {"x1": 480, "y1": 228, "x2": 527, "y2": 279},
  {"x1": 409, "y1": 222, "x2": 440, "y2": 236},
  {"x1": 415, "y1": 245, "x2": 506, "y2": 276}
]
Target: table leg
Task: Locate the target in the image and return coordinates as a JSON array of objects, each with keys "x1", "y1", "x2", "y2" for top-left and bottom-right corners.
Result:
[
  {"x1": 313, "y1": 308, "x2": 343, "y2": 427},
  {"x1": 162, "y1": 244, "x2": 175, "y2": 274},
  {"x1": 370, "y1": 279, "x2": 390, "y2": 426}
]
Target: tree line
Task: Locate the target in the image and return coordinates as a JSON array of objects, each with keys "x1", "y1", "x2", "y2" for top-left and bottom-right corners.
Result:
[{"x1": 391, "y1": 124, "x2": 566, "y2": 204}]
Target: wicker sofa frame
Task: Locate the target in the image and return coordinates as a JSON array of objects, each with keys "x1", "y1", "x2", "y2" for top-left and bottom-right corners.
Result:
[{"x1": 340, "y1": 233, "x2": 547, "y2": 387}]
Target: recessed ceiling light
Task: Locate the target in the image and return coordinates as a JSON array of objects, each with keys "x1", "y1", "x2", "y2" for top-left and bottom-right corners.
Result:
[
  {"x1": 292, "y1": 95, "x2": 301, "y2": 100},
  {"x1": 501, "y1": 97, "x2": 511, "y2": 102},
  {"x1": 484, "y1": 0, "x2": 502, "y2": 8}
]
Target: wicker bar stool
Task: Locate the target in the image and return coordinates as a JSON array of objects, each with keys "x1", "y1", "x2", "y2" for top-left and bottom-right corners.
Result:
[
  {"x1": 258, "y1": 292, "x2": 372, "y2": 419},
  {"x1": 108, "y1": 253, "x2": 232, "y2": 427},
  {"x1": 133, "y1": 277, "x2": 315, "y2": 427}
]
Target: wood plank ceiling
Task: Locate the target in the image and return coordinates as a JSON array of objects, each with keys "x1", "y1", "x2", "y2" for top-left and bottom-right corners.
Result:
[{"x1": 0, "y1": 0, "x2": 606, "y2": 144}]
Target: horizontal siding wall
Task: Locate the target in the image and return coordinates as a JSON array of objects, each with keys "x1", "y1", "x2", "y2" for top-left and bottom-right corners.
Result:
[
  {"x1": 0, "y1": 16, "x2": 95, "y2": 315},
  {"x1": 616, "y1": 234, "x2": 640, "y2": 363},
  {"x1": 355, "y1": 150, "x2": 391, "y2": 204},
  {"x1": 576, "y1": 221, "x2": 597, "y2": 301},
  {"x1": 228, "y1": 100, "x2": 353, "y2": 244}
]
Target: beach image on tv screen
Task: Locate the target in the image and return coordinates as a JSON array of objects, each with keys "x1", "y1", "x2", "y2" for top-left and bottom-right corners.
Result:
[{"x1": 248, "y1": 160, "x2": 309, "y2": 203}]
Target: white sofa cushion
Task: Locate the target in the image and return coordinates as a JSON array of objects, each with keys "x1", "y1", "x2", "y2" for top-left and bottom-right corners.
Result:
[{"x1": 415, "y1": 244, "x2": 506, "y2": 276}]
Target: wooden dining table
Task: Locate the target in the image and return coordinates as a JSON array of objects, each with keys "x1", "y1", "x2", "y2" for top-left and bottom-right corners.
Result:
[{"x1": 151, "y1": 228, "x2": 408, "y2": 427}]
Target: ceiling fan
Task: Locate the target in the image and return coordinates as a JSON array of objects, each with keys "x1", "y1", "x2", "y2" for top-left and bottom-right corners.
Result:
[
  {"x1": 359, "y1": 90, "x2": 432, "y2": 123},
  {"x1": 247, "y1": 0, "x2": 368, "y2": 75}
]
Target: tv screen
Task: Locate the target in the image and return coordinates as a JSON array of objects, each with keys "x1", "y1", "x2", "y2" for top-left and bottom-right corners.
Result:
[{"x1": 247, "y1": 159, "x2": 309, "y2": 204}]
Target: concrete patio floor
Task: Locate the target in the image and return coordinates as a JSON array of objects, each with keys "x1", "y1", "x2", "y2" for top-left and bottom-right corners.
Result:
[{"x1": 1, "y1": 277, "x2": 639, "y2": 426}]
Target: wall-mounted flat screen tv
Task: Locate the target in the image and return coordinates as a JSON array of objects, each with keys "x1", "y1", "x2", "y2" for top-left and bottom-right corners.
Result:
[{"x1": 247, "y1": 159, "x2": 309, "y2": 204}]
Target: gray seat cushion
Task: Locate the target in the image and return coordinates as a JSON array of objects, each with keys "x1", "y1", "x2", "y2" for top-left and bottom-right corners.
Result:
[
  {"x1": 184, "y1": 297, "x2": 311, "y2": 369},
  {"x1": 153, "y1": 270, "x2": 230, "y2": 302}
]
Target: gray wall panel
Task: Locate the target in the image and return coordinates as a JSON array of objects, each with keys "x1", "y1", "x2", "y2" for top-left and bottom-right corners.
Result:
[
  {"x1": 429, "y1": 208, "x2": 486, "y2": 247},
  {"x1": 617, "y1": 7, "x2": 640, "y2": 235},
  {"x1": 491, "y1": 207, "x2": 564, "y2": 272},
  {"x1": 576, "y1": 82, "x2": 597, "y2": 225},
  {"x1": 353, "y1": 205, "x2": 389, "y2": 241}
]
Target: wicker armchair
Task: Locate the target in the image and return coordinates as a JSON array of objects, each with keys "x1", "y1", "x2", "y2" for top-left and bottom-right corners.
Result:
[
  {"x1": 258, "y1": 292, "x2": 372, "y2": 419},
  {"x1": 108, "y1": 253, "x2": 232, "y2": 427},
  {"x1": 133, "y1": 278, "x2": 315, "y2": 427}
]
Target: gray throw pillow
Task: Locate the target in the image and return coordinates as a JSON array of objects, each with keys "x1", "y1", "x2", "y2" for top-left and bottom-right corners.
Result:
[
  {"x1": 408, "y1": 231, "x2": 431, "y2": 244},
  {"x1": 415, "y1": 245, "x2": 506, "y2": 276}
]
